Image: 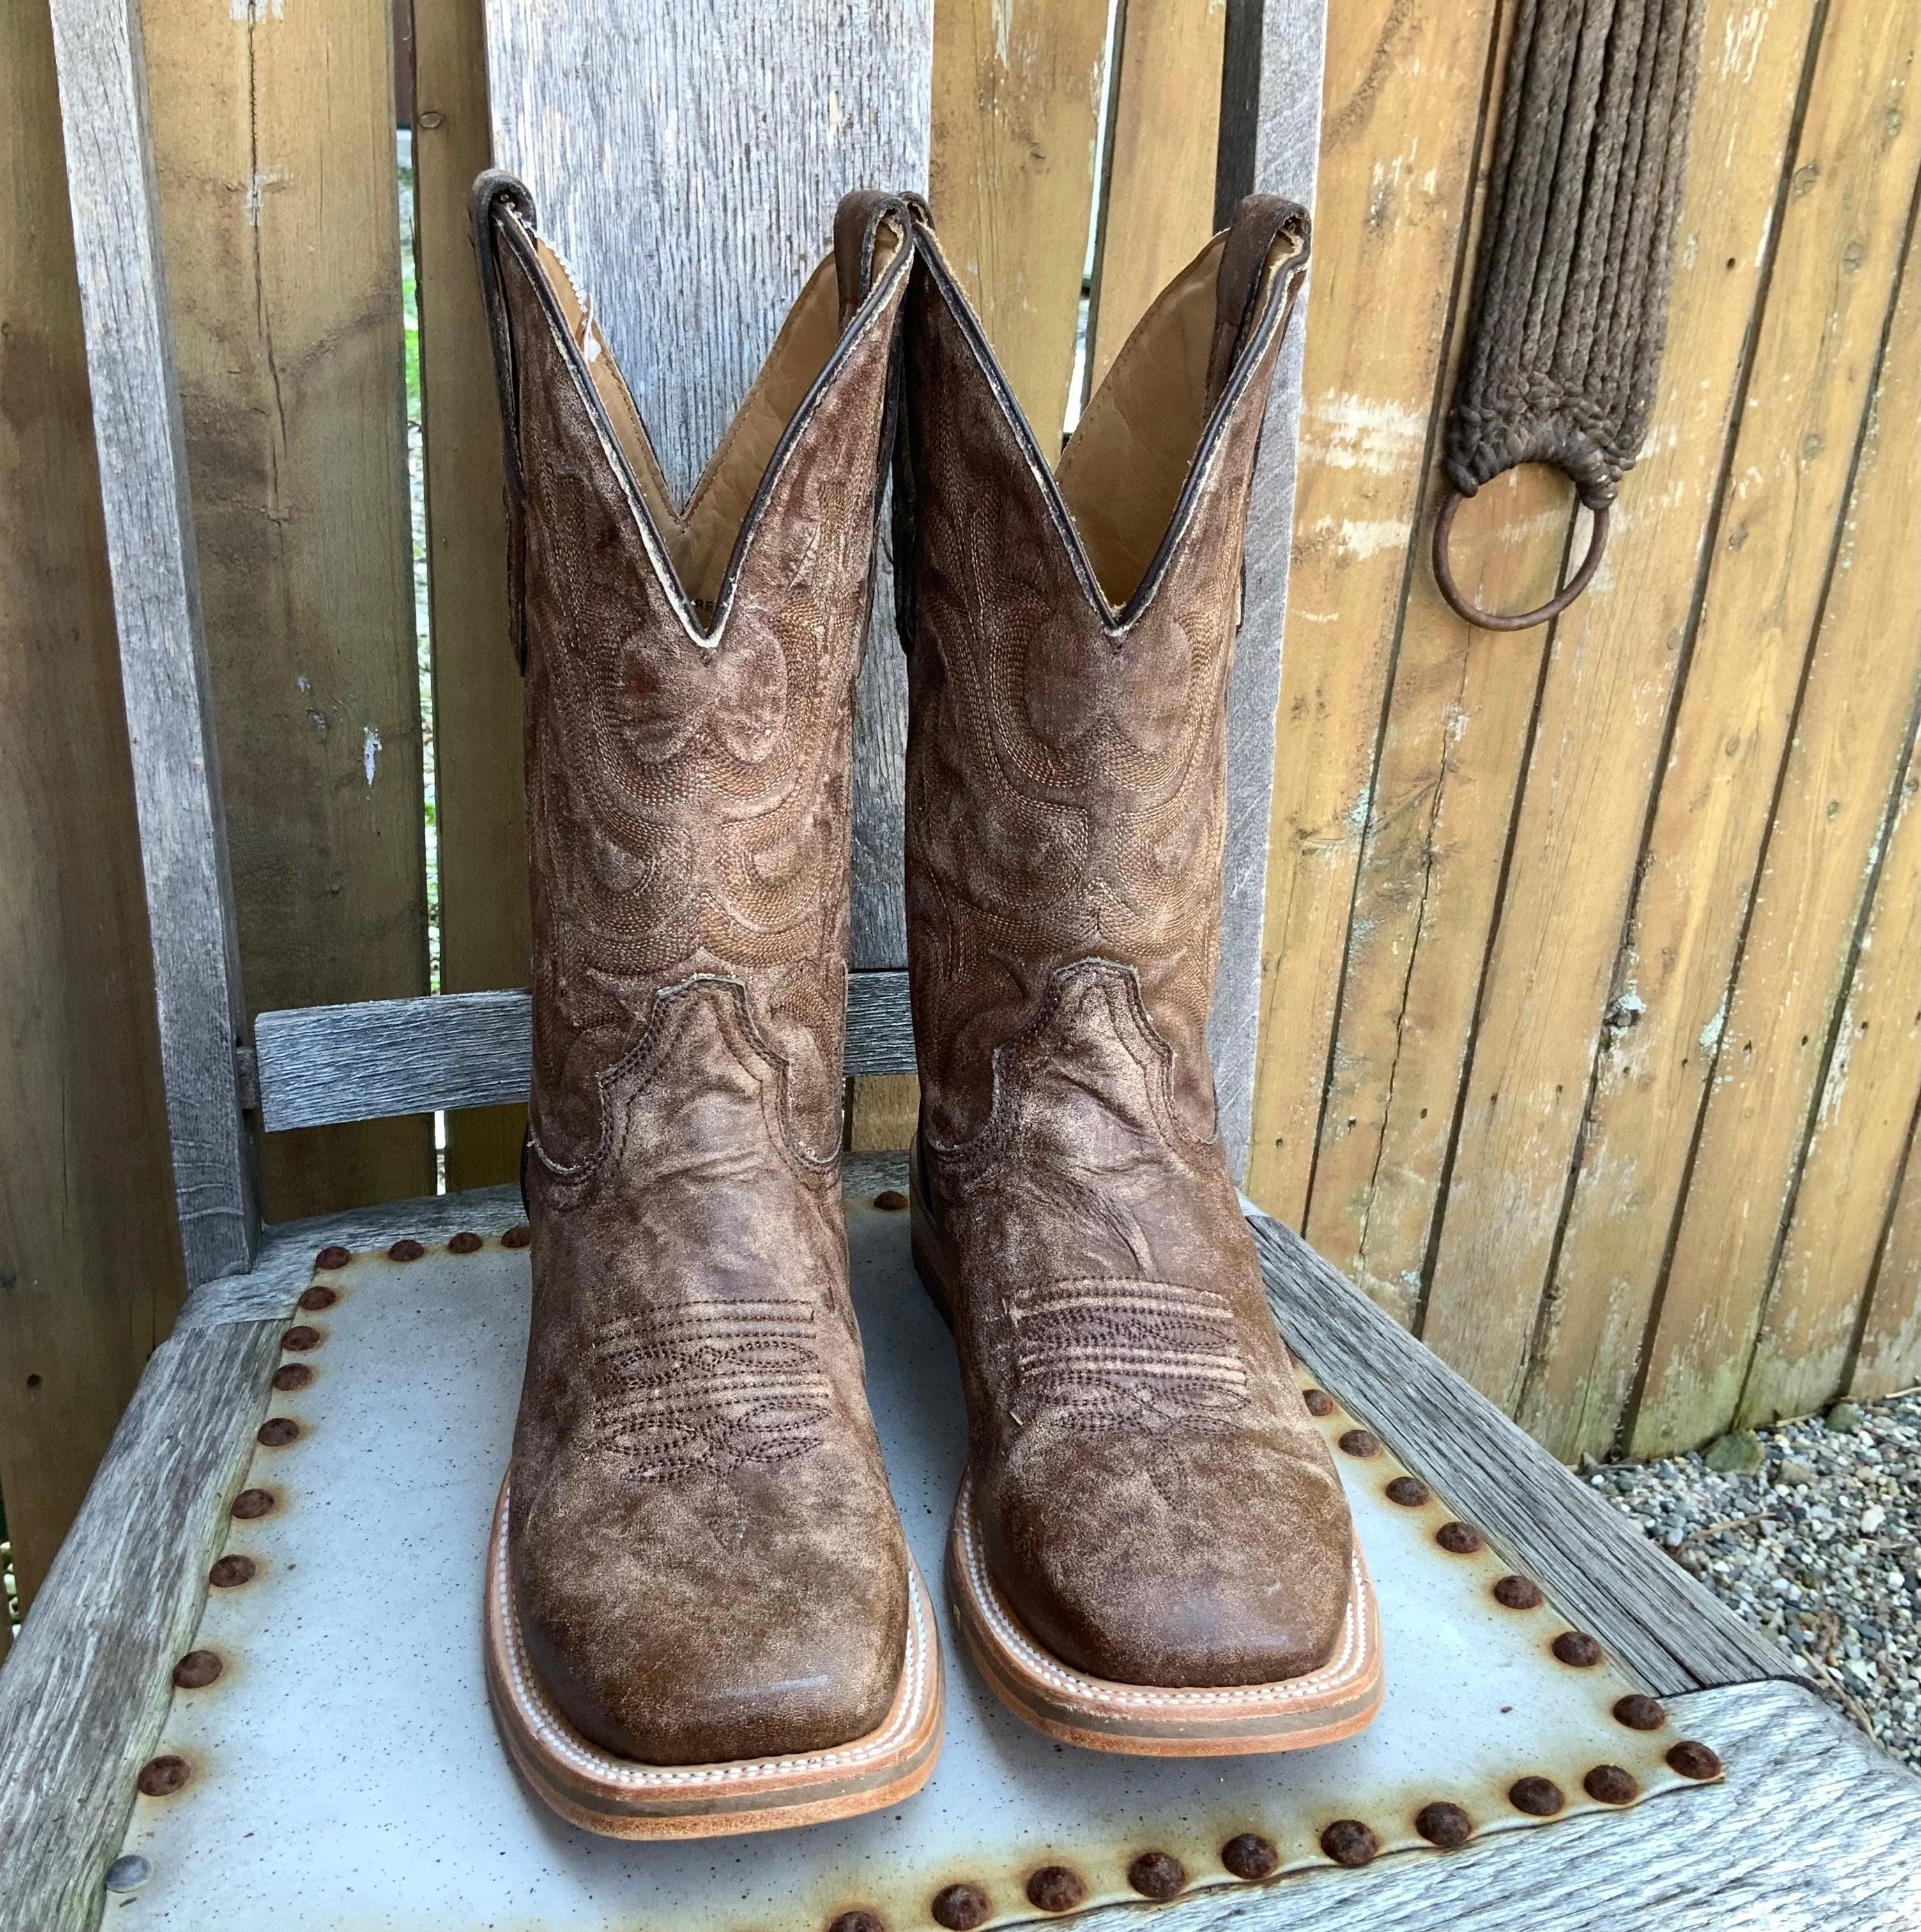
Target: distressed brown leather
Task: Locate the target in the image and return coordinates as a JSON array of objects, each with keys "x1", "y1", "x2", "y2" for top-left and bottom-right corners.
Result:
[
  {"x1": 476, "y1": 173, "x2": 914, "y2": 1764},
  {"x1": 899, "y1": 199, "x2": 1356, "y2": 1688}
]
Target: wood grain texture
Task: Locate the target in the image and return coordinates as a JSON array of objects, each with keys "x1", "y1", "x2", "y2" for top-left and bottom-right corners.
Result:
[
  {"x1": 1208, "y1": 0, "x2": 1328, "y2": 1182},
  {"x1": 0, "y1": 1315, "x2": 282, "y2": 1932},
  {"x1": 0, "y1": 0, "x2": 189, "y2": 1615},
  {"x1": 44, "y1": 0, "x2": 256, "y2": 1285},
  {"x1": 1746, "y1": 735, "x2": 1920, "y2": 1425},
  {"x1": 928, "y1": 0, "x2": 1108, "y2": 441},
  {"x1": 1417, "y1": 0, "x2": 1856, "y2": 1428},
  {"x1": 850, "y1": 1071, "x2": 921, "y2": 1152},
  {"x1": 254, "y1": 974, "x2": 918, "y2": 1132},
  {"x1": 1631, "y1": 238, "x2": 1921, "y2": 1452},
  {"x1": 1242, "y1": 0, "x2": 1502, "y2": 1221},
  {"x1": 1530, "y1": 1, "x2": 1919, "y2": 1459},
  {"x1": 142, "y1": 0, "x2": 434, "y2": 1225},
  {"x1": 1851, "y1": 1114, "x2": 1921, "y2": 1402},
  {"x1": 1247, "y1": 1213, "x2": 1795, "y2": 1698},
  {"x1": 1085, "y1": 0, "x2": 1227, "y2": 392},
  {"x1": 411, "y1": 0, "x2": 528, "y2": 1190}
]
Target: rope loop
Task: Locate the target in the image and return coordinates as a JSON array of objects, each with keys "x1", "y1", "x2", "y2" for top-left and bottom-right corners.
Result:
[{"x1": 1430, "y1": 481, "x2": 1609, "y2": 632}]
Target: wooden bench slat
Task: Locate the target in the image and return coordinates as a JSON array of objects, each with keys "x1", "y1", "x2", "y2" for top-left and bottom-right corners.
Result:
[{"x1": 252, "y1": 974, "x2": 917, "y2": 1132}]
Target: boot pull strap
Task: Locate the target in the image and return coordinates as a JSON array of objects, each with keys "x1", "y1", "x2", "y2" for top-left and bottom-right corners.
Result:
[
  {"x1": 473, "y1": 169, "x2": 540, "y2": 673},
  {"x1": 832, "y1": 190, "x2": 916, "y2": 332},
  {"x1": 1204, "y1": 195, "x2": 1311, "y2": 413}
]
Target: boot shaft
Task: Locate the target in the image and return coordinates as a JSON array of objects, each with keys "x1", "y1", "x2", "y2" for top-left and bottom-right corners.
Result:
[
  {"x1": 475, "y1": 178, "x2": 912, "y2": 1174},
  {"x1": 894, "y1": 199, "x2": 1308, "y2": 1150}
]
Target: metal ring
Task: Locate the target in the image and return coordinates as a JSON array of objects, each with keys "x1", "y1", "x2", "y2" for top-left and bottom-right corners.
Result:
[{"x1": 1431, "y1": 482, "x2": 1609, "y2": 632}]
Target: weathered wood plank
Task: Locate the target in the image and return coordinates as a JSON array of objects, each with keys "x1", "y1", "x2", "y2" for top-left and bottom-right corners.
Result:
[
  {"x1": 411, "y1": 0, "x2": 528, "y2": 1192},
  {"x1": 1631, "y1": 239, "x2": 1921, "y2": 1453},
  {"x1": 142, "y1": 0, "x2": 434, "y2": 1225},
  {"x1": 1851, "y1": 1112, "x2": 1921, "y2": 1402},
  {"x1": 44, "y1": 0, "x2": 256, "y2": 1284},
  {"x1": 1248, "y1": 1213, "x2": 1796, "y2": 1698},
  {"x1": 254, "y1": 975, "x2": 918, "y2": 1132},
  {"x1": 0, "y1": 0, "x2": 189, "y2": 1615},
  {"x1": 928, "y1": 0, "x2": 1109, "y2": 443},
  {"x1": 1741, "y1": 260, "x2": 1921, "y2": 1428},
  {"x1": 1085, "y1": 0, "x2": 1227, "y2": 393},
  {"x1": 1416, "y1": 0, "x2": 1877, "y2": 1430},
  {"x1": 1208, "y1": 0, "x2": 1328, "y2": 1183},
  {"x1": 0, "y1": 1315, "x2": 283, "y2": 1932},
  {"x1": 1242, "y1": 0, "x2": 1503, "y2": 1221},
  {"x1": 850, "y1": 1070, "x2": 921, "y2": 1153},
  {"x1": 1531, "y1": 3, "x2": 1920, "y2": 1460}
]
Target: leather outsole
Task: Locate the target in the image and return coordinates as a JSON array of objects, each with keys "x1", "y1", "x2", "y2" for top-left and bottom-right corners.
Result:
[
  {"x1": 484, "y1": 1478, "x2": 944, "y2": 1837},
  {"x1": 945, "y1": 1475, "x2": 1384, "y2": 1756}
]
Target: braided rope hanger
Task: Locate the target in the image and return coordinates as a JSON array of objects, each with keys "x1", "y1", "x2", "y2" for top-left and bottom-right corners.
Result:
[{"x1": 1435, "y1": 0, "x2": 1705, "y2": 630}]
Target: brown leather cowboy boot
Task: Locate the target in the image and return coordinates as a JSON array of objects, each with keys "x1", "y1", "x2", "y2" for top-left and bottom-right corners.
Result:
[
  {"x1": 473, "y1": 172, "x2": 940, "y2": 1836},
  {"x1": 897, "y1": 197, "x2": 1382, "y2": 1754}
]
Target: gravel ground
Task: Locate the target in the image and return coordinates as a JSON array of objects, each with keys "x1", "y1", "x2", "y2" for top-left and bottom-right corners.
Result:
[{"x1": 1591, "y1": 1390, "x2": 1920, "y2": 1770}]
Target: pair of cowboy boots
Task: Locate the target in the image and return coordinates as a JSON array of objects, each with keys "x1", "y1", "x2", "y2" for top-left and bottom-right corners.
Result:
[{"x1": 473, "y1": 174, "x2": 1382, "y2": 1839}]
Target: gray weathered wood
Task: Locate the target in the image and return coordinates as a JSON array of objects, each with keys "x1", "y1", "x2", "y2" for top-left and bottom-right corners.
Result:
[
  {"x1": 1248, "y1": 1212, "x2": 1799, "y2": 1698},
  {"x1": 0, "y1": 1315, "x2": 282, "y2": 1932},
  {"x1": 44, "y1": 0, "x2": 256, "y2": 1284},
  {"x1": 1207, "y1": 0, "x2": 1328, "y2": 1181},
  {"x1": 483, "y1": 0, "x2": 932, "y2": 973},
  {"x1": 253, "y1": 973, "x2": 917, "y2": 1132}
]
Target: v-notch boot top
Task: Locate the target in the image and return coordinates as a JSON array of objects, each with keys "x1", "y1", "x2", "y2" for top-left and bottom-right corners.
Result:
[
  {"x1": 898, "y1": 195, "x2": 1384, "y2": 1756},
  {"x1": 474, "y1": 172, "x2": 941, "y2": 1837}
]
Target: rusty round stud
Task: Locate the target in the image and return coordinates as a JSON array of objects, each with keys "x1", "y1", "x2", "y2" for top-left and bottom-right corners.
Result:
[
  {"x1": 1552, "y1": 1630, "x2": 1603, "y2": 1667},
  {"x1": 257, "y1": 1416, "x2": 300, "y2": 1447},
  {"x1": 388, "y1": 1238, "x2": 425, "y2": 1262},
  {"x1": 1413, "y1": 1800, "x2": 1473, "y2": 1849},
  {"x1": 1492, "y1": 1574, "x2": 1543, "y2": 1610},
  {"x1": 136, "y1": 1755, "x2": 191, "y2": 1798},
  {"x1": 827, "y1": 1912, "x2": 887, "y2": 1932},
  {"x1": 314, "y1": 1244, "x2": 351, "y2": 1271},
  {"x1": 1385, "y1": 1475, "x2": 1430, "y2": 1506},
  {"x1": 1666, "y1": 1739, "x2": 1722, "y2": 1781},
  {"x1": 448, "y1": 1230, "x2": 484, "y2": 1255},
  {"x1": 280, "y1": 1325, "x2": 322, "y2": 1353},
  {"x1": 1302, "y1": 1388, "x2": 1336, "y2": 1416},
  {"x1": 298, "y1": 1284, "x2": 339, "y2": 1312},
  {"x1": 1584, "y1": 1763, "x2": 1640, "y2": 1805},
  {"x1": 929, "y1": 1882, "x2": 991, "y2": 1930},
  {"x1": 1126, "y1": 1851, "x2": 1186, "y2": 1899},
  {"x1": 1220, "y1": 1832, "x2": 1280, "y2": 1881},
  {"x1": 171, "y1": 1650, "x2": 223, "y2": 1690},
  {"x1": 1025, "y1": 1866, "x2": 1086, "y2": 1912},
  {"x1": 271, "y1": 1362, "x2": 312, "y2": 1392},
  {"x1": 501, "y1": 1223, "x2": 533, "y2": 1249},
  {"x1": 1336, "y1": 1427, "x2": 1382, "y2": 1458},
  {"x1": 208, "y1": 1554, "x2": 256, "y2": 1589},
  {"x1": 1612, "y1": 1693, "x2": 1667, "y2": 1731},
  {"x1": 1435, "y1": 1521, "x2": 1484, "y2": 1554},
  {"x1": 230, "y1": 1487, "x2": 275, "y2": 1521},
  {"x1": 873, "y1": 1190, "x2": 909, "y2": 1212},
  {"x1": 1319, "y1": 1820, "x2": 1377, "y2": 1868},
  {"x1": 1507, "y1": 1775, "x2": 1565, "y2": 1817}
]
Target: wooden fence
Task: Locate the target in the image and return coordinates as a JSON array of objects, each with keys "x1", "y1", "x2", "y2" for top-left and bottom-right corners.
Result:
[{"x1": 1, "y1": 0, "x2": 1915, "y2": 1628}]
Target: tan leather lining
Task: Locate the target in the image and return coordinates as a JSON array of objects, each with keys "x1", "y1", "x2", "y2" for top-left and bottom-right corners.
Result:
[
  {"x1": 528, "y1": 228, "x2": 901, "y2": 608},
  {"x1": 1054, "y1": 226, "x2": 1302, "y2": 608}
]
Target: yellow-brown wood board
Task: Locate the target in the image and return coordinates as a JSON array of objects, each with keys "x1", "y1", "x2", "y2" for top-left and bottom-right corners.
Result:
[
  {"x1": 0, "y1": 0, "x2": 187, "y2": 1610},
  {"x1": 1631, "y1": 206, "x2": 1921, "y2": 1454},
  {"x1": 1243, "y1": 0, "x2": 1506, "y2": 1227},
  {"x1": 1535, "y1": 3, "x2": 1920, "y2": 1460},
  {"x1": 144, "y1": 0, "x2": 433, "y2": 1220},
  {"x1": 1851, "y1": 1114, "x2": 1921, "y2": 1403},
  {"x1": 1085, "y1": 0, "x2": 1227, "y2": 395},
  {"x1": 411, "y1": 0, "x2": 530, "y2": 1191},
  {"x1": 1414, "y1": 0, "x2": 1894, "y2": 1433},
  {"x1": 929, "y1": 0, "x2": 1110, "y2": 445}
]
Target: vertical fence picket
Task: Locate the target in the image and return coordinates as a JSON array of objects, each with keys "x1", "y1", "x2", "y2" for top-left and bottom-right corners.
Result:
[{"x1": 142, "y1": 0, "x2": 433, "y2": 1221}]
